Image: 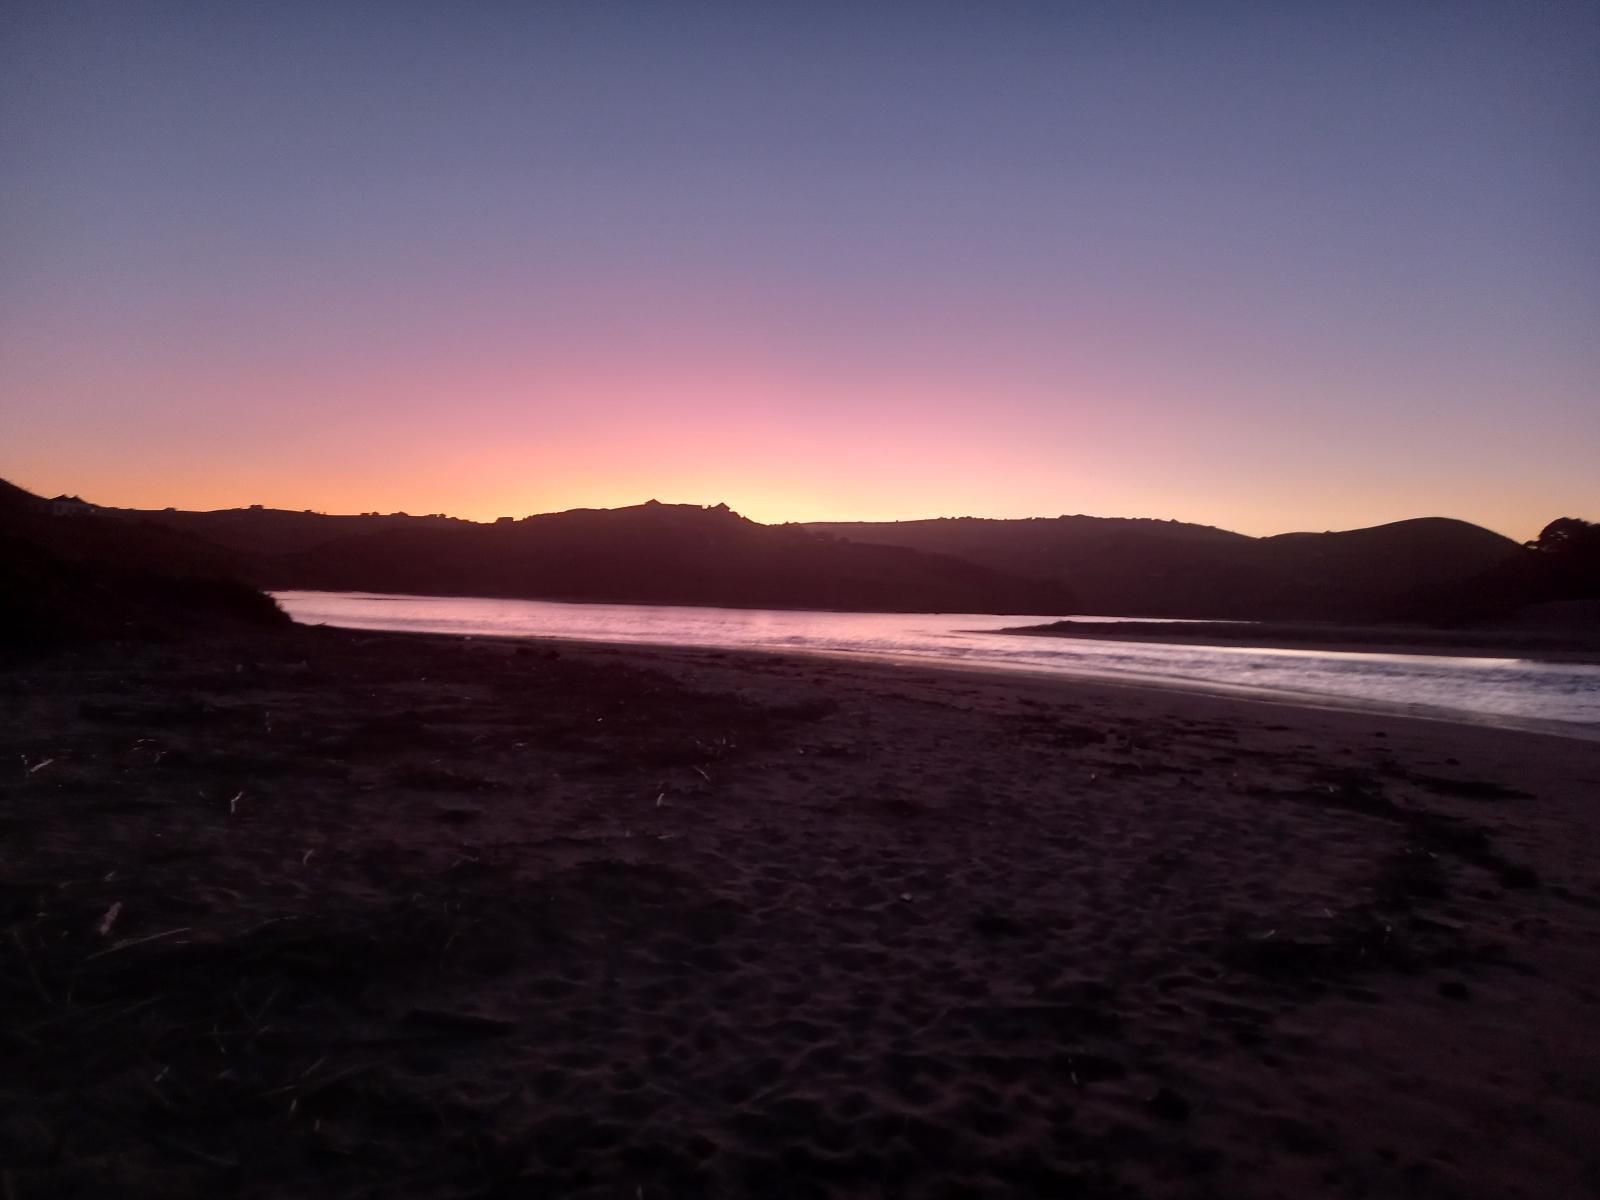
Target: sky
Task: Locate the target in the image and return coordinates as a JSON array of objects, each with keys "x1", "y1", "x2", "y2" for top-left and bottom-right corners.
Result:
[{"x1": 2, "y1": 1, "x2": 1596, "y2": 539}]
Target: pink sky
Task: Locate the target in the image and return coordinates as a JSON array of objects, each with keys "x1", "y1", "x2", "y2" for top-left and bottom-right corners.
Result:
[{"x1": 3, "y1": 4, "x2": 1595, "y2": 541}]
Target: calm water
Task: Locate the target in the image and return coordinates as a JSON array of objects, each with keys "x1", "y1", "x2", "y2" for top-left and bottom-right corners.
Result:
[{"x1": 274, "y1": 591, "x2": 1600, "y2": 740}]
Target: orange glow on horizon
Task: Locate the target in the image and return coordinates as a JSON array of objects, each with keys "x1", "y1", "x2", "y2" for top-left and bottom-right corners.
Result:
[
  {"x1": 0, "y1": 450, "x2": 1560, "y2": 544},
  {"x1": 4, "y1": 4, "x2": 1593, "y2": 556},
  {"x1": 1, "y1": 306, "x2": 1582, "y2": 546}
]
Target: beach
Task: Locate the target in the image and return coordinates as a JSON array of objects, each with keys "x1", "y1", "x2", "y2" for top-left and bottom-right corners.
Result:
[{"x1": 4, "y1": 626, "x2": 1598, "y2": 1198}]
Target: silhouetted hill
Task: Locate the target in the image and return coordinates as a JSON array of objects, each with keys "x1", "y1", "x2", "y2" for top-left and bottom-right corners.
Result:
[
  {"x1": 31, "y1": 486, "x2": 1586, "y2": 623},
  {"x1": 805, "y1": 515, "x2": 1526, "y2": 620},
  {"x1": 0, "y1": 478, "x2": 40, "y2": 512},
  {"x1": 135, "y1": 505, "x2": 470, "y2": 556},
  {"x1": 0, "y1": 481, "x2": 287, "y2": 649},
  {"x1": 254, "y1": 501, "x2": 1077, "y2": 614}
]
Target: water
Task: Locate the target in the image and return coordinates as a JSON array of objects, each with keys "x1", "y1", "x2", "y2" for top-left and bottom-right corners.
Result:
[{"x1": 273, "y1": 591, "x2": 1600, "y2": 740}]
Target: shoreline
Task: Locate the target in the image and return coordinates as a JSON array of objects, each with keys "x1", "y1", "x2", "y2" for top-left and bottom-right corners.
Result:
[
  {"x1": 268, "y1": 586, "x2": 1076, "y2": 620},
  {"x1": 318, "y1": 624, "x2": 1600, "y2": 744},
  {"x1": 276, "y1": 591, "x2": 1600, "y2": 665},
  {"x1": 993, "y1": 618, "x2": 1600, "y2": 665}
]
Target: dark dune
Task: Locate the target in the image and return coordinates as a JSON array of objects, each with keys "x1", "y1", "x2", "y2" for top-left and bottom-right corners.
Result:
[
  {"x1": 4, "y1": 626, "x2": 1599, "y2": 1197},
  {"x1": 0, "y1": 482, "x2": 286, "y2": 650}
]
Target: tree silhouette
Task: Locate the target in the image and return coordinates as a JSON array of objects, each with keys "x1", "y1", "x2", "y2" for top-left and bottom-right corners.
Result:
[
  {"x1": 1527, "y1": 516, "x2": 1598, "y2": 554},
  {"x1": 1525, "y1": 517, "x2": 1600, "y2": 598}
]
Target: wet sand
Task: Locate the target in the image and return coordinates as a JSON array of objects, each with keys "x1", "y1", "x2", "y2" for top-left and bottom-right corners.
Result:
[
  {"x1": 4, "y1": 626, "x2": 1599, "y2": 1198},
  {"x1": 996, "y1": 619, "x2": 1600, "y2": 664}
]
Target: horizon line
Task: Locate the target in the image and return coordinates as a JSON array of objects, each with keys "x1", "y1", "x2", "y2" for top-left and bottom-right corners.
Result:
[{"x1": 9, "y1": 475, "x2": 1559, "y2": 545}]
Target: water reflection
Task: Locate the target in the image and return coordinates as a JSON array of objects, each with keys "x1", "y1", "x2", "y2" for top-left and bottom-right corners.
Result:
[{"x1": 273, "y1": 591, "x2": 1600, "y2": 738}]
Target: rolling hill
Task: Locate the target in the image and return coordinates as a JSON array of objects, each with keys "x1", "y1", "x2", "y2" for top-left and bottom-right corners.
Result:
[
  {"x1": 14, "y1": 480, "x2": 1583, "y2": 624},
  {"x1": 253, "y1": 501, "x2": 1079, "y2": 614},
  {"x1": 804, "y1": 514, "x2": 1527, "y2": 620},
  {"x1": 99, "y1": 498, "x2": 1074, "y2": 614}
]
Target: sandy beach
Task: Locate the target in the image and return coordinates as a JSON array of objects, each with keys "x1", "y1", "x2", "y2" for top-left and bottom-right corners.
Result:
[{"x1": 4, "y1": 627, "x2": 1599, "y2": 1198}]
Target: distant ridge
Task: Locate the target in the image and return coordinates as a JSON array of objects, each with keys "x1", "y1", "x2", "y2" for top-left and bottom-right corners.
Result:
[
  {"x1": 254, "y1": 501, "x2": 1078, "y2": 614},
  {"x1": 10, "y1": 481, "x2": 1591, "y2": 623},
  {"x1": 101, "y1": 498, "x2": 1073, "y2": 615},
  {"x1": 803, "y1": 514, "x2": 1525, "y2": 620}
]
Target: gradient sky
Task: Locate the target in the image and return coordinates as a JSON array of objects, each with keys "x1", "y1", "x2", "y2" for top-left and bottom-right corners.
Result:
[{"x1": 3, "y1": 1, "x2": 1596, "y2": 538}]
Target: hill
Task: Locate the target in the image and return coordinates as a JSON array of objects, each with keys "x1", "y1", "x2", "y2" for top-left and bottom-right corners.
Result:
[
  {"x1": 23, "y1": 486, "x2": 1584, "y2": 623},
  {"x1": 249, "y1": 501, "x2": 1078, "y2": 614},
  {"x1": 804, "y1": 515, "x2": 1526, "y2": 620},
  {"x1": 141, "y1": 505, "x2": 470, "y2": 556}
]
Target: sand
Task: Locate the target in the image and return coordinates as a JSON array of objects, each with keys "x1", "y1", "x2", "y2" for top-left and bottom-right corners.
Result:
[{"x1": 3, "y1": 626, "x2": 1599, "y2": 1198}]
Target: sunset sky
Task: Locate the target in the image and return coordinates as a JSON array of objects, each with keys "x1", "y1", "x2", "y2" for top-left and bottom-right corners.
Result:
[{"x1": 3, "y1": 2, "x2": 1595, "y2": 539}]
